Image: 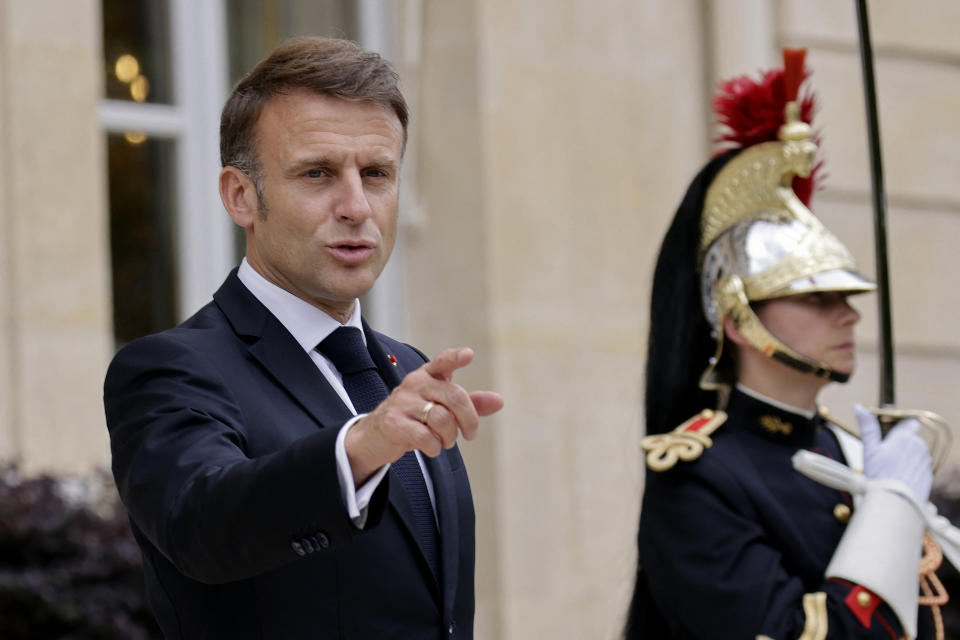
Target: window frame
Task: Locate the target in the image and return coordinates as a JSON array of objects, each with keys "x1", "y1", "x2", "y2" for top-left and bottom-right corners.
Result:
[{"x1": 99, "y1": 0, "x2": 232, "y2": 322}]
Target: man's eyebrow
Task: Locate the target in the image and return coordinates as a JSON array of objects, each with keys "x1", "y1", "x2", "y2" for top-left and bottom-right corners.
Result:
[
  {"x1": 367, "y1": 158, "x2": 400, "y2": 171},
  {"x1": 288, "y1": 156, "x2": 399, "y2": 170},
  {"x1": 288, "y1": 155, "x2": 333, "y2": 170}
]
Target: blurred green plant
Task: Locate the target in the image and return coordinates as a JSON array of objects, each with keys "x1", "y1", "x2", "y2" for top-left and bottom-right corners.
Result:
[{"x1": 0, "y1": 466, "x2": 160, "y2": 639}]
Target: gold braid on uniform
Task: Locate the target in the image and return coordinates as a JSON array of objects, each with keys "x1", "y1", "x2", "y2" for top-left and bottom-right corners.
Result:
[
  {"x1": 918, "y1": 532, "x2": 948, "y2": 640},
  {"x1": 641, "y1": 410, "x2": 727, "y2": 471},
  {"x1": 798, "y1": 591, "x2": 828, "y2": 640}
]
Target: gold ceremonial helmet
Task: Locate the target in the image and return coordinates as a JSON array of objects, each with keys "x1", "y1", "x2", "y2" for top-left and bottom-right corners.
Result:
[{"x1": 698, "y1": 51, "x2": 875, "y2": 390}]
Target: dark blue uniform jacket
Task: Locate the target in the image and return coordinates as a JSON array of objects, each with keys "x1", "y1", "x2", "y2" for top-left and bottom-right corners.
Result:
[{"x1": 634, "y1": 388, "x2": 933, "y2": 639}]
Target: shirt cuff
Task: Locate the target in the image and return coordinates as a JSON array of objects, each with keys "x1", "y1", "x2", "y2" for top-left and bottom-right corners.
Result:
[{"x1": 335, "y1": 414, "x2": 390, "y2": 529}]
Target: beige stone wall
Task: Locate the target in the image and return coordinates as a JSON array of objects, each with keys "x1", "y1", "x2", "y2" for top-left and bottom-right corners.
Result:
[
  {"x1": 408, "y1": 1, "x2": 708, "y2": 637},
  {"x1": 0, "y1": 0, "x2": 112, "y2": 474},
  {"x1": 0, "y1": 1, "x2": 13, "y2": 459}
]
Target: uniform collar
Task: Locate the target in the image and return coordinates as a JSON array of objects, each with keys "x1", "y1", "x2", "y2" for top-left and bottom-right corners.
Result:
[{"x1": 728, "y1": 385, "x2": 822, "y2": 447}]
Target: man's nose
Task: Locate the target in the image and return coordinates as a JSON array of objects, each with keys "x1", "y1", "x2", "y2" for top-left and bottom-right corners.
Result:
[
  {"x1": 334, "y1": 172, "x2": 372, "y2": 222},
  {"x1": 838, "y1": 299, "x2": 861, "y2": 326}
]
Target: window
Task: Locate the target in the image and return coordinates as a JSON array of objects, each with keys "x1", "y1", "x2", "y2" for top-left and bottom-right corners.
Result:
[
  {"x1": 106, "y1": 134, "x2": 178, "y2": 344},
  {"x1": 100, "y1": 0, "x2": 231, "y2": 345},
  {"x1": 225, "y1": 0, "x2": 359, "y2": 83},
  {"x1": 101, "y1": 0, "x2": 403, "y2": 345}
]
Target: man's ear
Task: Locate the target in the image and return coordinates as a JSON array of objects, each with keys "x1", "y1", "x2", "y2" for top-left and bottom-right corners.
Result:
[
  {"x1": 220, "y1": 166, "x2": 258, "y2": 229},
  {"x1": 722, "y1": 314, "x2": 750, "y2": 348}
]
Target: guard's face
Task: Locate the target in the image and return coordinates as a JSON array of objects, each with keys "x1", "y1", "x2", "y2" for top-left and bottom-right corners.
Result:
[
  {"x1": 242, "y1": 89, "x2": 402, "y2": 319},
  {"x1": 754, "y1": 291, "x2": 861, "y2": 376}
]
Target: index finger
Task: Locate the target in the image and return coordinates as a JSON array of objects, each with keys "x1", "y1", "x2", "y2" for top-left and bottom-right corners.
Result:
[{"x1": 422, "y1": 347, "x2": 474, "y2": 382}]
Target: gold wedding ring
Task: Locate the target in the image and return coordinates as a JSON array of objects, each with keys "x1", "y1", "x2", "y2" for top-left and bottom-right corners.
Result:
[{"x1": 419, "y1": 401, "x2": 435, "y2": 424}]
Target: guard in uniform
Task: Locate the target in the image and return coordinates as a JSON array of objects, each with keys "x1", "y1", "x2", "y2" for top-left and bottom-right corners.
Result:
[{"x1": 623, "y1": 50, "x2": 942, "y2": 640}]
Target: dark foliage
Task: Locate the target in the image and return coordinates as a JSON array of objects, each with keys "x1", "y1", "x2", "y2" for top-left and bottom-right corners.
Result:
[{"x1": 0, "y1": 468, "x2": 160, "y2": 639}]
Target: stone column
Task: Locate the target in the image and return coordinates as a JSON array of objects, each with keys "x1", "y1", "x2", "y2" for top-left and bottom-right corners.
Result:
[
  {"x1": 0, "y1": 0, "x2": 112, "y2": 474},
  {"x1": 410, "y1": 1, "x2": 709, "y2": 636}
]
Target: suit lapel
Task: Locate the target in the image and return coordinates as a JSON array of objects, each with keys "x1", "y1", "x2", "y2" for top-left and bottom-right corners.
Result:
[
  {"x1": 249, "y1": 320, "x2": 355, "y2": 428},
  {"x1": 363, "y1": 319, "x2": 405, "y2": 389},
  {"x1": 213, "y1": 272, "x2": 353, "y2": 429}
]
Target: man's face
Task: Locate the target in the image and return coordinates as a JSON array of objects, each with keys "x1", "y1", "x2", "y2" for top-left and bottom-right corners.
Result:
[
  {"x1": 242, "y1": 89, "x2": 403, "y2": 320},
  {"x1": 754, "y1": 291, "x2": 861, "y2": 376}
]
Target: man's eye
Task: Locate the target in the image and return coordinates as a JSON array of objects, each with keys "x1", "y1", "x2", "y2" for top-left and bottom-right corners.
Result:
[
  {"x1": 805, "y1": 292, "x2": 843, "y2": 307},
  {"x1": 305, "y1": 169, "x2": 327, "y2": 178},
  {"x1": 364, "y1": 168, "x2": 387, "y2": 178}
]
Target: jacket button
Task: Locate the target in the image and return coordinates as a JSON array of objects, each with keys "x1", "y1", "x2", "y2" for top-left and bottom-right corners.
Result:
[
  {"x1": 448, "y1": 622, "x2": 455, "y2": 637},
  {"x1": 317, "y1": 532, "x2": 330, "y2": 548},
  {"x1": 302, "y1": 538, "x2": 315, "y2": 554},
  {"x1": 291, "y1": 541, "x2": 306, "y2": 556},
  {"x1": 833, "y1": 504, "x2": 851, "y2": 523}
]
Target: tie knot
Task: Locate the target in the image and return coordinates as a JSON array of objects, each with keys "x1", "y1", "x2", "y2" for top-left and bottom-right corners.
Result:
[{"x1": 317, "y1": 327, "x2": 376, "y2": 374}]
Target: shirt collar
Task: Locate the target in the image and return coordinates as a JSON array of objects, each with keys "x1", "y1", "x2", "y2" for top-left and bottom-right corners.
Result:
[{"x1": 237, "y1": 258, "x2": 364, "y2": 352}]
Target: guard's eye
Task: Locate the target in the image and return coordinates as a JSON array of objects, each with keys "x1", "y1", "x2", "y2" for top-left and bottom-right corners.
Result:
[{"x1": 803, "y1": 291, "x2": 846, "y2": 307}]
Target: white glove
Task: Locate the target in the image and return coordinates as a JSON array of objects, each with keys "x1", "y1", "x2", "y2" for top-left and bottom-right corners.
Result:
[{"x1": 857, "y1": 402, "x2": 932, "y2": 503}]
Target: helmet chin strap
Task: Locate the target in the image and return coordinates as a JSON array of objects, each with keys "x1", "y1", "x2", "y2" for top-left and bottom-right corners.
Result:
[
  {"x1": 717, "y1": 275, "x2": 850, "y2": 384},
  {"x1": 769, "y1": 348, "x2": 850, "y2": 383}
]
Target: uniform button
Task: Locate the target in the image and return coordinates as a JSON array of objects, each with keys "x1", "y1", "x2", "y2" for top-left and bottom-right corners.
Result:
[
  {"x1": 448, "y1": 622, "x2": 454, "y2": 637},
  {"x1": 833, "y1": 504, "x2": 851, "y2": 523},
  {"x1": 291, "y1": 541, "x2": 306, "y2": 556},
  {"x1": 302, "y1": 538, "x2": 315, "y2": 554},
  {"x1": 317, "y1": 532, "x2": 330, "y2": 548},
  {"x1": 857, "y1": 591, "x2": 871, "y2": 607}
]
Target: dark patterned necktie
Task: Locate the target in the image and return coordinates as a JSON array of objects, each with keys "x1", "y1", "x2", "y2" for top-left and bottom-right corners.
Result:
[{"x1": 317, "y1": 326, "x2": 440, "y2": 578}]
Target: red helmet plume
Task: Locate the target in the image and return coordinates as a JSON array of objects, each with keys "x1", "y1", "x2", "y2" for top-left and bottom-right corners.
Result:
[{"x1": 711, "y1": 49, "x2": 822, "y2": 206}]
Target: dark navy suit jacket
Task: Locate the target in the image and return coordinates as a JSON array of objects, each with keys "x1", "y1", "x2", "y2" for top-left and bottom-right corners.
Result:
[{"x1": 104, "y1": 271, "x2": 474, "y2": 639}]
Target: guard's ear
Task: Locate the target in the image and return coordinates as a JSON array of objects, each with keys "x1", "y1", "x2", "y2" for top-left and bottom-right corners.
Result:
[
  {"x1": 220, "y1": 166, "x2": 259, "y2": 229},
  {"x1": 722, "y1": 314, "x2": 750, "y2": 348}
]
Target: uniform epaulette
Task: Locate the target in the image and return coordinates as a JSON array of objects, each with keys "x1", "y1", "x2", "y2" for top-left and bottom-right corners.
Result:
[{"x1": 642, "y1": 409, "x2": 728, "y2": 472}]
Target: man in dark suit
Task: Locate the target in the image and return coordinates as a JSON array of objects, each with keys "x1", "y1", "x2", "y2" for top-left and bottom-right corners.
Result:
[{"x1": 104, "y1": 36, "x2": 502, "y2": 639}]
